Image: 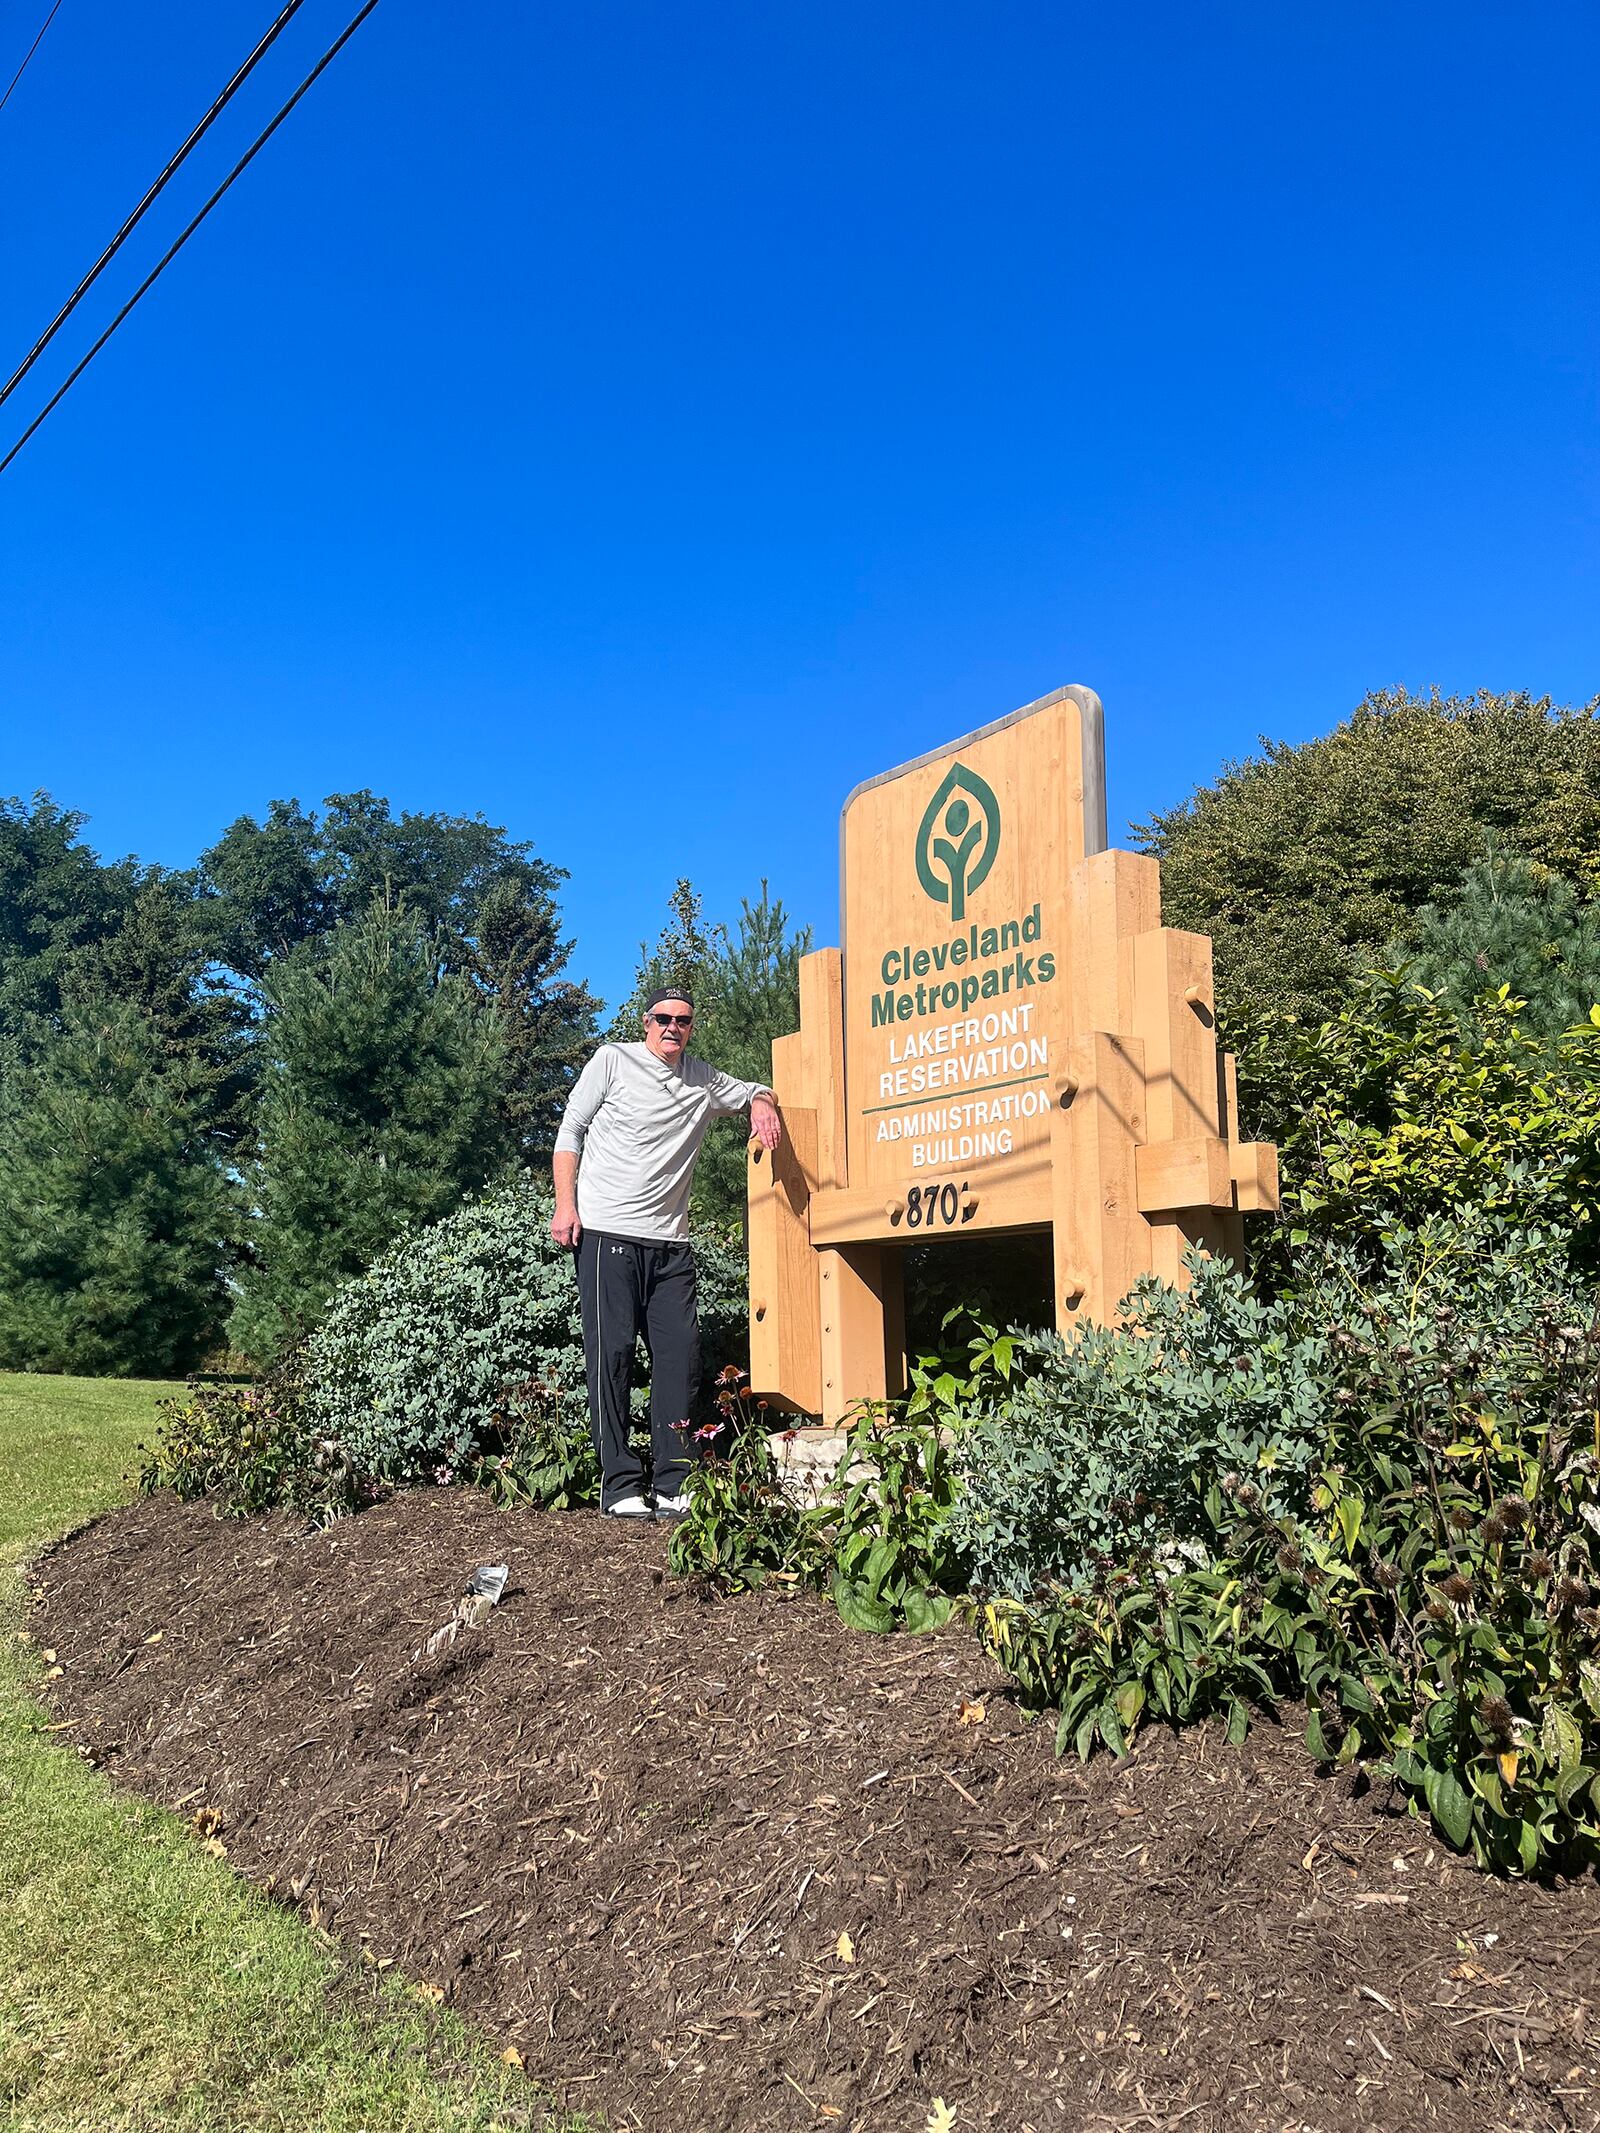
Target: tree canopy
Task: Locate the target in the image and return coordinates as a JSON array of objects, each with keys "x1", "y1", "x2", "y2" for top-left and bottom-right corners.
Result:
[{"x1": 1137, "y1": 689, "x2": 1600, "y2": 1031}]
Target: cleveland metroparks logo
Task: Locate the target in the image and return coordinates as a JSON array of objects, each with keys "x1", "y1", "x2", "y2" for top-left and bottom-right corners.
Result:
[{"x1": 914, "y1": 762, "x2": 1001, "y2": 922}]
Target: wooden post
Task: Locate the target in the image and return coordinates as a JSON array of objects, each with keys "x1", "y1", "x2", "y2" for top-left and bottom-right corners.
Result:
[
  {"x1": 747, "y1": 1112, "x2": 821, "y2": 1413},
  {"x1": 1053, "y1": 1032, "x2": 1149, "y2": 1329},
  {"x1": 818, "y1": 1245, "x2": 893, "y2": 1423}
]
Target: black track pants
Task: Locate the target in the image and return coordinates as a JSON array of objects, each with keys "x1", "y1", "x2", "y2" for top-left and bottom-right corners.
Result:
[{"x1": 575, "y1": 1230, "x2": 701, "y2": 1508}]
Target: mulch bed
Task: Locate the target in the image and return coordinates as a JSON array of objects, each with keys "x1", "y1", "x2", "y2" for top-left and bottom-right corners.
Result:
[{"x1": 29, "y1": 1490, "x2": 1600, "y2": 2133}]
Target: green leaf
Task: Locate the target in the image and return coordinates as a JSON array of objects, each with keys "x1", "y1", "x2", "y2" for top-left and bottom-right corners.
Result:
[
  {"x1": 830, "y1": 1576, "x2": 896, "y2": 1635},
  {"x1": 1554, "y1": 1762, "x2": 1595, "y2": 1815},
  {"x1": 1225, "y1": 1698, "x2": 1249, "y2": 1746},
  {"x1": 1112, "y1": 1680, "x2": 1146, "y2": 1735},
  {"x1": 1423, "y1": 1764, "x2": 1474, "y2": 1851},
  {"x1": 1304, "y1": 1705, "x2": 1330, "y2": 1760},
  {"x1": 1074, "y1": 1710, "x2": 1096, "y2": 1763},
  {"x1": 1098, "y1": 1699, "x2": 1128, "y2": 1759},
  {"x1": 1541, "y1": 1704, "x2": 1584, "y2": 1773},
  {"x1": 899, "y1": 1586, "x2": 953, "y2": 1635}
]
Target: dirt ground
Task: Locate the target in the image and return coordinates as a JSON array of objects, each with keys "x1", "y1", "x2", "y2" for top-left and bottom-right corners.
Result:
[{"x1": 30, "y1": 1490, "x2": 1600, "y2": 2133}]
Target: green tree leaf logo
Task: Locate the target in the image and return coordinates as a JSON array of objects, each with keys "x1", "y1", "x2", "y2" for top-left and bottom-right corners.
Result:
[{"x1": 915, "y1": 763, "x2": 1002, "y2": 921}]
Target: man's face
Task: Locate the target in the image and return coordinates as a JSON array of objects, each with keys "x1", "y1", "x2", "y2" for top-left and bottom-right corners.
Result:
[{"x1": 644, "y1": 996, "x2": 694, "y2": 1063}]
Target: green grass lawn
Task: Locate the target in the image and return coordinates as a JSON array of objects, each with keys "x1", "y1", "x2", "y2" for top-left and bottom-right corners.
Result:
[{"x1": 0, "y1": 1372, "x2": 588, "y2": 2133}]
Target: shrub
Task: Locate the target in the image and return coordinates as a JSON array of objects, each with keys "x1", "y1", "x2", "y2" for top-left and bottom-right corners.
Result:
[
  {"x1": 141, "y1": 1363, "x2": 364, "y2": 1524},
  {"x1": 669, "y1": 1329, "x2": 1006, "y2": 1629},
  {"x1": 1237, "y1": 977, "x2": 1600, "y2": 1284},
  {"x1": 296, "y1": 1177, "x2": 747, "y2": 1489},
  {"x1": 949, "y1": 1257, "x2": 1330, "y2": 1598},
  {"x1": 144, "y1": 1176, "x2": 749, "y2": 1512},
  {"x1": 972, "y1": 1219, "x2": 1600, "y2": 1872},
  {"x1": 952, "y1": 1213, "x2": 1587, "y2": 1603}
]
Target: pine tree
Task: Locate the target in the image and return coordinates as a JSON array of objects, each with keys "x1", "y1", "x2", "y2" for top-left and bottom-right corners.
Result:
[
  {"x1": 1403, "y1": 838, "x2": 1600, "y2": 1042},
  {"x1": 464, "y1": 876, "x2": 602, "y2": 1161},
  {"x1": 0, "y1": 996, "x2": 235, "y2": 1375},
  {"x1": 230, "y1": 899, "x2": 513, "y2": 1362},
  {"x1": 607, "y1": 879, "x2": 728, "y2": 1038},
  {"x1": 690, "y1": 886, "x2": 811, "y2": 1231}
]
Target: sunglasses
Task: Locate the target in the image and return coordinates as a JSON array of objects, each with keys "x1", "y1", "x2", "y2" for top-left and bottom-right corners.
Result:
[{"x1": 649, "y1": 1012, "x2": 693, "y2": 1027}]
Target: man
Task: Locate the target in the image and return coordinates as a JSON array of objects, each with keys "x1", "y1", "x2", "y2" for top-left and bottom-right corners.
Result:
[{"x1": 552, "y1": 988, "x2": 782, "y2": 1518}]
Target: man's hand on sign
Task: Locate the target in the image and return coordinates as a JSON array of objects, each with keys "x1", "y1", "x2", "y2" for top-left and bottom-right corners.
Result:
[
  {"x1": 551, "y1": 1204, "x2": 582, "y2": 1249},
  {"x1": 751, "y1": 1096, "x2": 783, "y2": 1152}
]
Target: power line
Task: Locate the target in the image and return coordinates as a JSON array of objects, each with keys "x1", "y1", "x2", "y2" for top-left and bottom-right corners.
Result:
[
  {"x1": 1, "y1": 0, "x2": 311, "y2": 413},
  {"x1": 0, "y1": 0, "x2": 384, "y2": 479},
  {"x1": 0, "y1": 0, "x2": 65, "y2": 117}
]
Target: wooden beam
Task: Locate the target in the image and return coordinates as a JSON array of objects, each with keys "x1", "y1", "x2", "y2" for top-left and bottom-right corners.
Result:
[
  {"x1": 798, "y1": 948, "x2": 848, "y2": 1192},
  {"x1": 808, "y1": 1163, "x2": 1050, "y2": 1247},
  {"x1": 1066, "y1": 849, "x2": 1160, "y2": 1037},
  {"x1": 818, "y1": 1245, "x2": 891, "y2": 1423},
  {"x1": 1135, "y1": 1136, "x2": 1234, "y2": 1213},
  {"x1": 747, "y1": 1111, "x2": 820, "y2": 1413},
  {"x1": 1053, "y1": 1031, "x2": 1149, "y2": 1328},
  {"x1": 1231, "y1": 1141, "x2": 1280, "y2": 1213}
]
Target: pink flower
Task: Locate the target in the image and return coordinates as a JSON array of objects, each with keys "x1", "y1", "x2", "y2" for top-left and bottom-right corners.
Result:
[{"x1": 694, "y1": 1423, "x2": 723, "y2": 1443}]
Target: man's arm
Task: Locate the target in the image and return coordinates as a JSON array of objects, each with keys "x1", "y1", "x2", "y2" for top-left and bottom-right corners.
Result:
[
  {"x1": 551, "y1": 1049, "x2": 611, "y2": 1247},
  {"x1": 551, "y1": 1150, "x2": 582, "y2": 1247},
  {"x1": 703, "y1": 1067, "x2": 783, "y2": 1152}
]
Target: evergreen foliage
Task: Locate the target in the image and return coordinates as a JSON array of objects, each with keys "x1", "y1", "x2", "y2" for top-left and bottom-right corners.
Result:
[
  {"x1": 0, "y1": 995, "x2": 234, "y2": 1375},
  {"x1": 1402, "y1": 839, "x2": 1600, "y2": 1043},
  {"x1": 200, "y1": 790, "x2": 600, "y2": 1161},
  {"x1": 229, "y1": 900, "x2": 513, "y2": 1363},
  {"x1": 1138, "y1": 689, "x2": 1600, "y2": 1030}
]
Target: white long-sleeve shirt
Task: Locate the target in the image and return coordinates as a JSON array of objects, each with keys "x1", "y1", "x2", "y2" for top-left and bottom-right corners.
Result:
[{"x1": 554, "y1": 1042, "x2": 773, "y2": 1242}]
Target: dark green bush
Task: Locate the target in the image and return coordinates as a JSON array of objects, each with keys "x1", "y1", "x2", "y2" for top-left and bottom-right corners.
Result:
[{"x1": 974, "y1": 1221, "x2": 1600, "y2": 1872}]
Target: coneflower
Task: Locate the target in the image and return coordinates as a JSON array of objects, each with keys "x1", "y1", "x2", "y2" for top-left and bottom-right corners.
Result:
[
  {"x1": 1526, "y1": 1551, "x2": 1555, "y2": 1582},
  {"x1": 1440, "y1": 1572, "x2": 1473, "y2": 1605},
  {"x1": 1478, "y1": 1694, "x2": 1515, "y2": 1744},
  {"x1": 1275, "y1": 1541, "x2": 1305, "y2": 1576}
]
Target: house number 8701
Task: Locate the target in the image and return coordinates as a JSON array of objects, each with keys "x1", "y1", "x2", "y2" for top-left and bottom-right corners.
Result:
[{"x1": 904, "y1": 1181, "x2": 963, "y2": 1228}]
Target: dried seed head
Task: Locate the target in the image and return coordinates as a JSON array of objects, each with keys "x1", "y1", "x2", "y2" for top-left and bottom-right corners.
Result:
[
  {"x1": 1440, "y1": 1573, "x2": 1473, "y2": 1605},
  {"x1": 1275, "y1": 1542, "x2": 1305, "y2": 1576},
  {"x1": 1527, "y1": 1552, "x2": 1555, "y2": 1582},
  {"x1": 1371, "y1": 1558, "x2": 1402, "y2": 1591},
  {"x1": 1424, "y1": 1599, "x2": 1451, "y2": 1624},
  {"x1": 1551, "y1": 1577, "x2": 1583, "y2": 1615},
  {"x1": 1479, "y1": 1694, "x2": 1515, "y2": 1744},
  {"x1": 1497, "y1": 1494, "x2": 1531, "y2": 1528},
  {"x1": 1447, "y1": 1505, "x2": 1477, "y2": 1533}
]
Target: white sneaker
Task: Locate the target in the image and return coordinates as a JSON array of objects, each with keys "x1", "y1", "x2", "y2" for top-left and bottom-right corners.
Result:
[
  {"x1": 654, "y1": 1490, "x2": 691, "y2": 1518},
  {"x1": 603, "y1": 1492, "x2": 653, "y2": 1519}
]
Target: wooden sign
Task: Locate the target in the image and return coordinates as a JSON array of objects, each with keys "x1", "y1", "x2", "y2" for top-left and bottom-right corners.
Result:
[
  {"x1": 747, "y1": 684, "x2": 1278, "y2": 1422},
  {"x1": 839, "y1": 685, "x2": 1105, "y2": 1227}
]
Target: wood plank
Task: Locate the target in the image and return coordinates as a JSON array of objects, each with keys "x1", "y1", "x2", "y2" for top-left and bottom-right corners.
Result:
[
  {"x1": 1231, "y1": 1140, "x2": 1280, "y2": 1213},
  {"x1": 1054, "y1": 1031, "x2": 1149, "y2": 1328},
  {"x1": 1135, "y1": 1136, "x2": 1234, "y2": 1213},
  {"x1": 798, "y1": 948, "x2": 848, "y2": 1192},
  {"x1": 807, "y1": 1163, "x2": 1050, "y2": 1247},
  {"x1": 746, "y1": 1111, "x2": 820, "y2": 1413},
  {"x1": 1066, "y1": 849, "x2": 1160, "y2": 1036},
  {"x1": 818, "y1": 1245, "x2": 890, "y2": 1423},
  {"x1": 1130, "y1": 929, "x2": 1221, "y2": 1143}
]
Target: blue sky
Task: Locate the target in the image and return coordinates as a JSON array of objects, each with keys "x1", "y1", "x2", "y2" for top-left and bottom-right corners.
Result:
[{"x1": 2, "y1": 0, "x2": 1596, "y2": 1008}]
